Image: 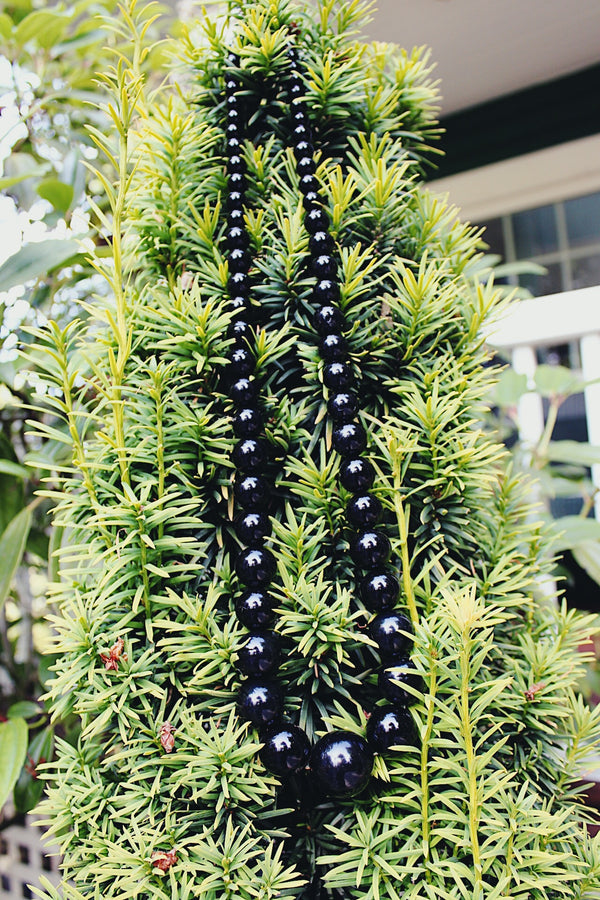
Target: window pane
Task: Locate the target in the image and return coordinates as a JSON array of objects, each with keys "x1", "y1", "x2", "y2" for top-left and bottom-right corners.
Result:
[
  {"x1": 519, "y1": 262, "x2": 562, "y2": 296},
  {"x1": 512, "y1": 204, "x2": 558, "y2": 257},
  {"x1": 479, "y1": 217, "x2": 505, "y2": 258},
  {"x1": 564, "y1": 191, "x2": 600, "y2": 248},
  {"x1": 571, "y1": 253, "x2": 600, "y2": 290}
]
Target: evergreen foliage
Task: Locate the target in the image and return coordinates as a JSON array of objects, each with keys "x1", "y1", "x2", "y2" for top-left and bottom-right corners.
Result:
[{"x1": 32, "y1": 0, "x2": 600, "y2": 896}]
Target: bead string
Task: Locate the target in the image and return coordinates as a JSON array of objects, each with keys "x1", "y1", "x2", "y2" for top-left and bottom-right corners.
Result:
[{"x1": 221, "y1": 43, "x2": 420, "y2": 797}]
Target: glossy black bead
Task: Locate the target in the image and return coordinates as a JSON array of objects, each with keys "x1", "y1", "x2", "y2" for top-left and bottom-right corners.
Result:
[
  {"x1": 350, "y1": 530, "x2": 391, "y2": 568},
  {"x1": 327, "y1": 391, "x2": 359, "y2": 424},
  {"x1": 294, "y1": 139, "x2": 314, "y2": 159},
  {"x1": 261, "y1": 724, "x2": 311, "y2": 777},
  {"x1": 314, "y1": 278, "x2": 340, "y2": 304},
  {"x1": 290, "y1": 95, "x2": 305, "y2": 109},
  {"x1": 235, "y1": 590, "x2": 274, "y2": 629},
  {"x1": 228, "y1": 271, "x2": 250, "y2": 298},
  {"x1": 228, "y1": 153, "x2": 244, "y2": 174},
  {"x1": 226, "y1": 129, "x2": 240, "y2": 149},
  {"x1": 323, "y1": 361, "x2": 354, "y2": 391},
  {"x1": 299, "y1": 174, "x2": 319, "y2": 197},
  {"x1": 320, "y1": 333, "x2": 348, "y2": 361},
  {"x1": 227, "y1": 318, "x2": 252, "y2": 344},
  {"x1": 226, "y1": 225, "x2": 249, "y2": 251},
  {"x1": 304, "y1": 207, "x2": 330, "y2": 234},
  {"x1": 229, "y1": 247, "x2": 251, "y2": 273},
  {"x1": 235, "y1": 510, "x2": 271, "y2": 545},
  {"x1": 314, "y1": 303, "x2": 345, "y2": 336},
  {"x1": 370, "y1": 612, "x2": 413, "y2": 659},
  {"x1": 303, "y1": 189, "x2": 321, "y2": 211},
  {"x1": 346, "y1": 493, "x2": 382, "y2": 528},
  {"x1": 309, "y1": 230, "x2": 334, "y2": 255},
  {"x1": 237, "y1": 632, "x2": 280, "y2": 676},
  {"x1": 237, "y1": 679, "x2": 283, "y2": 727},
  {"x1": 230, "y1": 295, "x2": 251, "y2": 313},
  {"x1": 366, "y1": 707, "x2": 418, "y2": 752},
  {"x1": 339, "y1": 457, "x2": 376, "y2": 492},
  {"x1": 232, "y1": 438, "x2": 267, "y2": 473},
  {"x1": 292, "y1": 106, "x2": 307, "y2": 124},
  {"x1": 297, "y1": 156, "x2": 315, "y2": 177},
  {"x1": 311, "y1": 254, "x2": 337, "y2": 280},
  {"x1": 234, "y1": 474, "x2": 269, "y2": 509},
  {"x1": 230, "y1": 377, "x2": 258, "y2": 406},
  {"x1": 227, "y1": 346, "x2": 254, "y2": 378},
  {"x1": 360, "y1": 570, "x2": 400, "y2": 611},
  {"x1": 332, "y1": 422, "x2": 367, "y2": 457},
  {"x1": 379, "y1": 660, "x2": 422, "y2": 706},
  {"x1": 226, "y1": 93, "x2": 239, "y2": 108},
  {"x1": 232, "y1": 406, "x2": 262, "y2": 437},
  {"x1": 229, "y1": 171, "x2": 246, "y2": 192},
  {"x1": 236, "y1": 546, "x2": 276, "y2": 587},
  {"x1": 227, "y1": 106, "x2": 239, "y2": 122},
  {"x1": 225, "y1": 51, "x2": 239, "y2": 67},
  {"x1": 289, "y1": 82, "x2": 303, "y2": 98},
  {"x1": 310, "y1": 731, "x2": 373, "y2": 797},
  {"x1": 224, "y1": 77, "x2": 238, "y2": 95},
  {"x1": 226, "y1": 189, "x2": 244, "y2": 211},
  {"x1": 293, "y1": 123, "x2": 310, "y2": 142}
]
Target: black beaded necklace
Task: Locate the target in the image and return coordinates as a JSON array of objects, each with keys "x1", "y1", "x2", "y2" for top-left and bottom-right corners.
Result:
[{"x1": 221, "y1": 40, "x2": 420, "y2": 798}]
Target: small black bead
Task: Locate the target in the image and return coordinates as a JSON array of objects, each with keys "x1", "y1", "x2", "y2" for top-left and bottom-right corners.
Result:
[
  {"x1": 227, "y1": 347, "x2": 254, "y2": 379},
  {"x1": 229, "y1": 247, "x2": 251, "y2": 273},
  {"x1": 235, "y1": 510, "x2": 271, "y2": 545},
  {"x1": 227, "y1": 318, "x2": 252, "y2": 344},
  {"x1": 327, "y1": 391, "x2": 359, "y2": 424},
  {"x1": 297, "y1": 156, "x2": 315, "y2": 177},
  {"x1": 235, "y1": 590, "x2": 274, "y2": 629},
  {"x1": 230, "y1": 377, "x2": 258, "y2": 406},
  {"x1": 346, "y1": 493, "x2": 382, "y2": 528},
  {"x1": 339, "y1": 457, "x2": 375, "y2": 492},
  {"x1": 360, "y1": 570, "x2": 400, "y2": 611},
  {"x1": 379, "y1": 660, "x2": 423, "y2": 706},
  {"x1": 227, "y1": 106, "x2": 239, "y2": 121},
  {"x1": 290, "y1": 95, "x2": 305, "y2": 108},
  {"x1": 237, "y1": 632, "x2": 280, "y2": 677},
  {"x1": 299, "y1": 174, "x2": 319, "y2": 197},
  {"x1": 232, "y1": 438, "x2": 267, "y2": 473},
  {"x1": 314, "y1": 303, "x2": 345, "y2": 336},
  {"x1": 370, "y1": 612, "x2": 413, "y2": 659},
  {"x1": 228, "y1": 271, "x2": 250, "y2": 298},
  {"x1": 366, "y1": 707, "x2": 418, "y2": 752},
  {"x1": 230, "y1": 295, "x2": 251, "y2": 313},
  {"x1": 234, "y1": 474, "x2": 269, "y2": 509},
  {"x1": 237, "y1": 679, "x2": 283, "y2": 727},
  {"x1": 261, "y1": 724, "x2": 311, "y2": 777},
  {"x1": 226, "y1": 189, "x2": 244, "y2": 211},
  {"x1": 289, "y1": 82, "x2": 303, "y2": 98},
  {"x1": 311, "y1": 254, "x2": 337, "y2": 280},
  {"x1": 226, "y1": 93, "x2": 239, "y2": 108},
  {"x1": 233, "y1": 406, "x2": 262, "y2": 437},
  {"x1": 224, "y1": 77, "x2": 238, "y2": 95},
  {"x1": 225, "y1": 51, "x2": 239, "y2": 67},
  {"x1": 292, "y1": 106, "x2": 307, "y2": 123},
  {"x1": 226, "y1": 225, "x2": 249, "y2": 251},
  {"x1": 309, "y1": 230, "x2": 334, "y2": 255},
  {"x1": 314, "y1": 278, "x2": 340, "y2": 304},
  {"x1": 294, "y1": 139, "x2": 314, "y2": 159},
  {"x1": 229, "y1": 171, "x2": 246, "y2": 192},
  {"x1": 228, "y1": 153, "x2": 244, "y2": 174},
  {"x1": 350, "y1": 530, "x2": 391, "y2": 568},
  {"x1": 236, "y1": 547, "x2": 276, "y2": 587},
  {"x1": 225, "y1": 128, "x2": 240, "y2": 147},
  {"x1": 304, "y1": 207, "x2": 330, "y2": 234},
  {"x1": 320, "y1": 333, "x2": 348, "y2": 361},
  {"x1": 228, "y1": 208, "x2": 244, "y2": 227},
  {"x1": 323, "y1": 361, "x2": 354, "y2": 391},
  {"x1": 332, "y1": 422, "x2": 368, "y2": 457},
  {"x1": 303, "y1": 190, "x2": 321, "y2": 211},
  {"x1": 310, "y1": 731, "x2": 373, "y2": 797},
  {"x1": 293, "y1": 124, "x2": 310, "y2": 143}
]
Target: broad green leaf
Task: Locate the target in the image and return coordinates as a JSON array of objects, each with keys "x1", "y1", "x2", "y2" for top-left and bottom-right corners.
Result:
[
  {"x1": 0, "y1": 12, "x2": 12, "y2": 40},
  {"x1": 8, "y1": 701, "x2": 41, "y2": 720},
  {"x1": 492, "y1": 369, "x2": 528, "y2": 408},
  {"x1": 545, "y1": 441, "x2": 600, "y2": 467},
  {"x1": 37, "y1": 178, "x2": 74, "y2": 213},
  {"x1": 552, "y1": 515, "x2": 600, "y2": 552},
  {"x1": 0, "y1": 718, "x2": 28, "y2": 809},
  {"x1": 0, "y1": 459, "x2": 29, "y2": 478},
  {"x1": 0, "y1": 153, "x2": 50, "y2": 192},
  {"x1": 572, "y1": 542, "x2": 600, "y2": 588},
  {"x1": 14, "y1": 10, "x2": 66, "y2": 47},
  {"x1": 0, "y1": 505, "x2": 33, "y2": 611},
  {"x1": 14, "y1": 725, "x2": 54, "y2": 813},
  {"x1": 534, "y1": 364, "x2": 586, "y2": 398},
  {"x1": 0, "y1": 239, "x2": 83, "y2": 291}
]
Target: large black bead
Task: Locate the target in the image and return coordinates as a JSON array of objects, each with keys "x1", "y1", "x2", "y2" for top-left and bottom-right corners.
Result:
[
  {"x1": 303, "y1": 189, "x2": 321, "y2": 211},
  {"x1": 261, "y1": 724, "x2": 311, "y2": 777},
  {"x1": 360, "y1": 570, "x2": 400, "y2": 611},
  {"x1": 294, "y1": 139, "x2": 314, "y2": 159},
  {"x1": 312, "y1": 254, "x2": 337, "y2": 280},
  {"x1": 233, "y1": 407, "x2": 262, "y2": 438},
  {"x1": 350, "y1": 530, "x2": 391, "y2": 568},
  {"x1": 235, "y1": 590, "x2": 274, "y2": 629},
  {"x1": 299, "y1": 174, "x2": 319, "y2": 198},
  {"x1": 323, "y1": 362, "x2": 354, "y2": 391},
  {"x1": 229, "y1": 171, "x2": 246, "y2": 192},
  {"x1": 230, "y1": 295, "x2": 251, "y2": 313},
  {"x1": 232, "y1": 438, "x2": 267, "y2": 473},
  {"x1": 339, "y1": 457, "x2": 376, "y2": 492},
  {"x1": 234, "y1": 474, "x2": 269, "y2": 509},
  {"x1": 228, "y1": 208, "x2": 244, "y2": 228},
  {"x1": 227, "y1": 318, "x2": 252, "y2": 344},
  {"x1": 237, "y1": 679, "x2": 283, "y2": 727},
  {"x1": 346, "y1": 494, "x2": 382, "y2": 528},
  {"x1": 327, "y1": 391, "x2": 359, "y2": 424},
  {"x1": 236, "y1": 547, "x2": 276, "y2": 587},
  {"x1": 314, "y1": 304, "x2": 345, "y2": 336},
  {"x1": 309, "y1": 230, "x2": 334, "y2": 256},
  {"x1": 332, "y1": 422, "x2": 367, "y2": 457},
  {"x1": 370, "y1": 612, "x2": 413, "y2": 659},
  {"x1": 320, "y1": 333, "x2": 348, "y2": 361},
  {"x1": 293, "y1": 123, "x2": 310, "y2": 143},
  {"x1": 366, "y1": 707, "x2": 418, "y2": 752},
  {"x1": 235, "y1": 510, "x2": 271, "y2": 545},
  {"x1": 226, "y1": 189, "x2": 244, "y2": 212},
  {"x1": 305, "y1": 207, "x2": 330, "y2": 234},
  {"x1": 230, "y1": 377, "x2": 258, "y2": 406},
  {"x1": 227, "y1": 347, "x2": 254, "y2": 379},
  {"x1": 379, "y1": 659, "x2": 423, "y2": 706},
  {"x1": 297, "y1": 156, "x2": 316, "y2": 177},
  {"x1": 229, "y1": 247, "x2": 251, "y2": 273},
  {"x1": 226, "y1": 225, "x2": 249, "y2": 251},
  {"x1": 310, "y1": 731, "x2": 373, "y2": 797},
  {"x1": 237, "y1": 632, "x2": 280, "y2": 676},
  {"x1": 228, "y1": 271, "x2": 250, "y2": 298},
  {"x1": 313, "y1": 278, "x2": 340, "y2": 304}
]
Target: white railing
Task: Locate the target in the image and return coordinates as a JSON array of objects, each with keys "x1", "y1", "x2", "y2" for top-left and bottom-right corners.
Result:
[{"x1": 488, "y1": 285, "x2": 600, "y2": 519}]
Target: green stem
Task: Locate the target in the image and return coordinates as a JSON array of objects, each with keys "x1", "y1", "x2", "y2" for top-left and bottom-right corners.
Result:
[
  {"x1": 534, "y1": 396, "x2": 560, "y2": 462},
  {"x1": 459, "y1": 629, "x2": 483, "y2": 891}
]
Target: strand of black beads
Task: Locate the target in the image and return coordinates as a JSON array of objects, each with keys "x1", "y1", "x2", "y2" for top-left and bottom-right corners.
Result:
[
  {"x1": 286, "y1": 44, "x2": 421, "y2": 794},
  {"x1": 222, "y1": 53, "x2": 311, "y2": 780}
]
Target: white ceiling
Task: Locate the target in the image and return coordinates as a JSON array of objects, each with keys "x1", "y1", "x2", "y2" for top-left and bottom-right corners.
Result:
[{"x1": 365, "y1": 0, "x2": 600, "y2": 115}]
